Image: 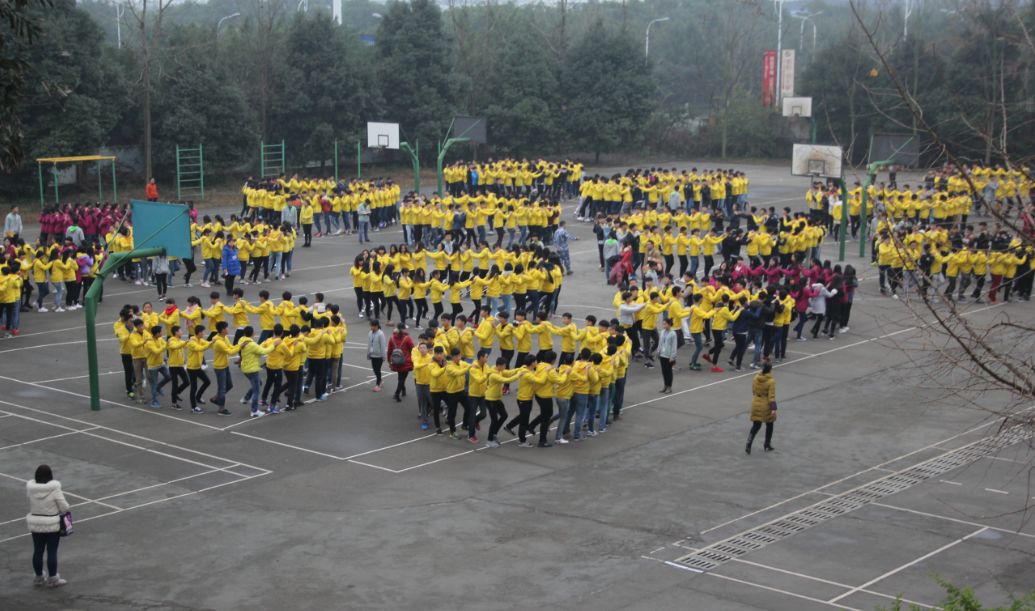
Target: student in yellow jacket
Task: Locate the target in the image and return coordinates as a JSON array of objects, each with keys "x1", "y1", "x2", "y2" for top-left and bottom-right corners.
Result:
[
  {"x1": 166, "y1": 325, "x2": 189, "y2": 410},
  {"x1": 210, "y1": 321, "x2": 243, "y2": 413},
  {"x1": 186, "y1": 324, "x2": 212, "y2": 413},
  {"x1": 144, "y1": 325, "x2": 172, "y2": 409},
  {"x1": 237, "y1": 325, "x2": 278, "y2": 417},
  {"x1": 114, "y1": 310, "x2": 136, "y2": 398}
]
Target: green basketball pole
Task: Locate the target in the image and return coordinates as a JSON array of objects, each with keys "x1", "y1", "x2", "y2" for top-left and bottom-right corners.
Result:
[{"x1": 85, "y1": 247, "x2": 164, "y2": 411}]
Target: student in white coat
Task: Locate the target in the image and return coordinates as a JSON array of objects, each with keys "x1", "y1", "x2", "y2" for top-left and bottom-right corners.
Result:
[{"x1": 26, "y1": 464, "x2": 70, "y2": 588}]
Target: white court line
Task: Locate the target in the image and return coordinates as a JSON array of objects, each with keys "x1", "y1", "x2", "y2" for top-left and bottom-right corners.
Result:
[
  {"x1": 347, "y1": 459, "x2": 400, "y2": 474},
  {"x1": 0, "y1": 320, "x2": 116, "y2": 340},
  {"x1": 373, "y1": 305, "x2": 1005, "y2": 476},
  {"x1": 88, "y1": 466, "x2": 242, "y2": 504},
  {"x1": 729, "y1": 558, "x2": 935, "y2": 610},
  {"x1": 0, "y1": 376, "x2": 225, "y2": 431},
  {"x1": 984, "y1": 488, "x2": 1010, "y2": 495},
  {"x1": 0, "y1": 337, "x2": 118, "y2": 354},
  {"x1": 0, "y1": 472, "x2": 269, "y2": 545},
  {"x1": 939, "y1": 480, "x2": 963, "y2": 486},
  {"x1": 218, "y1": 371, "x2": 397, "y2": 433},
  {"x1": 871, "y1": 502, "x2": 1035, "y2": 541},
  {"x1": 227, "y1": 431, "x2": 348, "y2": 460},
  {"x1": 0, "y1": 471, "x2": 124, "y2": 512},
  {"x1": 663, "y1": 560, "x2": 703, "y2": 573},
  {"x1": 0, "y1": 426, "x2": 98, "y2": 451},
  {"x1": 707, "y1": 572, "x2": 862, "y2": 610},
  {"x1": 31, "y1": 371, "x2": 120, "y2": 384},
  {"x1": 0, "y1": 399, "x2": 270, "y2": 474},
  {"x1": 827, "y1": 527, "x2": 987, "y2": 604}
]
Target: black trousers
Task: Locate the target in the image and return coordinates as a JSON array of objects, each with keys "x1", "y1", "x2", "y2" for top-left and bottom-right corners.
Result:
[
  {"x1": 262, "y1": 368, "x2": 283, "y2": 402},
  {"x1": 660, "y1": 357, "x2": 674, "y2": 387},
  {"x1": 747, "y1": 420, "x2": 774, "y2": 448},
  {"x1": 709, "y1": 329, "x2": 725, "y2": 362},
  {"x1": 169, "y1": 366, "x2": 189, "y2": 403},
  {"x1": 527, "y1": 396, "x2": 554, "y2": 444},
  {"x1": 188, "y1": 369, "x2": 210, "y2": 408},
  {"x1": 430, "y1": 391, "x2": 447, "y2": 430},
  {"x1": 516, "y1": 399, "x2": 534, "y2": 442},
  {"x1": 487, "y1": 399, "x2": 507, "y2": 441},
  {"x1": 121, "y1": 354, "x2": 135, "y2": 393}
]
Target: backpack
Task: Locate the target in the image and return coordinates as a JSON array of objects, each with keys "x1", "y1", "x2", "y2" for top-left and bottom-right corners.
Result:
[{"x1": 389, "y1": 348, "x2": 405, "y2": 367}]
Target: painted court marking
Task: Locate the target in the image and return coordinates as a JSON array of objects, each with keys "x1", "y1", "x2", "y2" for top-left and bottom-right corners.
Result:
[
  {"x1": 827, "y1": 528, "x2": 987, "y2": 604},
  {"x1": 327, "y1": 303, "x2": 1005, "y2": 475},
  {"x1": 0, "y1": 400, "x2": 271, "y2": 545}
]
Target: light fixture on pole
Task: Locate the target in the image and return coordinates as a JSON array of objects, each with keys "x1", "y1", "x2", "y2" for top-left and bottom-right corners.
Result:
[
  {"x1": 217, "y1": 12, "x2": 241, "y2": 33},
  {"x1": 645, "y1": 17, "x2": 670, "y2": 64},
  {"x1": 790, "y1": 9, "x2": 821, "y2": 52}
]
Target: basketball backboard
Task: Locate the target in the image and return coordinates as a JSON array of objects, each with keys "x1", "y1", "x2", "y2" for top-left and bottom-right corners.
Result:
[
  {"x1": 130, "y1": 200, "x2": 193, "y2": 259},
  {"x1": 367, "y1": 121, "x2": 400, "y2": 149},
  {"x1": 782, "y1": 96, "x2": 812, "y2": 118},
  {"x1": 452, "y1": 116, "x2": 487, "y2": 144},
  {"x1": 791, "y1": 143, "x2": 843, "y2": 179}
]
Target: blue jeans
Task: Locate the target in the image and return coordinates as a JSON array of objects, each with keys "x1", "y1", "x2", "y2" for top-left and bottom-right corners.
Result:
[
  {"x1": 270, "y1": 252, "x2": 282, "y2": 275},
  {"x1": 244, "y1": 371, "x2": 261, "y2": 412},
  {"x1": 215, "y1": 367, "x2": 233, "y2": 406},
  {"x1": 518, "y1": 226, "x2": 528, "y2": 244},
  {"x1": 689, "y1": 256, "x2": 699, "y2": 279},
  {"x1": 282, "y1": 250, "x2": 293, "y2": 274},
  {"x1": 496, "y1": 295, "x2": 512, "y2": 315},
  {"x1": 598, "y1": 384, "x2": 613, "y2": 430},
  {"x1": 572, "y1": 393, "x2": 590, "y2": 438},
  {"x1": 751, "y1": 328, "x2": 764, "y2": 366},
  {"x1": 690, "y1": 332, "x2": 704, "y2": 365},
  {"x1": 147, "y1": 365, "x2": 170, "y2": 404},
  {"x1": 774, "y1": 326, "x2": 788, "y2": 359},
  {"x1": 554, "y1": 397, "x2": 571, "y2": 441},
  {"x1": 358, "y1": 220, "x2": 370, "y2": 242}
]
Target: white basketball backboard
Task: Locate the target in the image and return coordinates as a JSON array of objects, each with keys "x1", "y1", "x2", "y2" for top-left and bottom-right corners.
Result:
[
  {"x1": 792, "y1": 143, "x2": 843, "y2": 179},
  {"x1": 367, "y1": 122, "x2": 400, "y2": 149},
  {"x1": 782, "y1": 96, "x2": 812, "y2": 118}
]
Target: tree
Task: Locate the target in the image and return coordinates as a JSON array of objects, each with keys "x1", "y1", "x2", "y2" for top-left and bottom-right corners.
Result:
[
  {"x1": 375, "y1": 0, "x2": 453, "y2": 157},
  {"x1": 151, "y1": 23, "x2": 256, "y2": 175},
  {"x1": 224, "y1": 0, "x2": 288, "y2": 143},
  {"x1": 481, "y1": 13, "x2": 562, "y2": 156},
  {"x1": 563, "y1": 19, "x2": 655, "y2": 162},
  {"x1": 125, "y1": 0, "x2": 173, "y2": 181},
  {"x1": 0, "y1": 0, "x2": 55, "y2": 172},
  {"x1": 1, "y1": 0, "x2": 128, "y2": 197},
  {"x1": 268, "y1": 11, "x2": 379, "y2": 169}
]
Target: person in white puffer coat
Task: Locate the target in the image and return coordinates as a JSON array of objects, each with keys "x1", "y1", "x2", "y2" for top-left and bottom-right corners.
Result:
[
  {"x1": 26, "y1": 465, "x2": 70, "y2": 588},
  {"x1": 808, "y1": 282, "x2": 838, "y2": 339}
]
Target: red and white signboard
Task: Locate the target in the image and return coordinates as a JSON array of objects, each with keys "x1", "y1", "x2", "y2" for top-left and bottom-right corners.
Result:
[
  {"x1": 762, "y1": 50, "x2": 777, "y2": 107},
  {"x1": 781, "y1": 49, "x2": 796, "y2": 99}
]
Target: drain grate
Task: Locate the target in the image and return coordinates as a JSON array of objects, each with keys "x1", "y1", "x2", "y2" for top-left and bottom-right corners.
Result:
[{"x1": 670, "y1": 425, "x2": 1032, "y2": 572}]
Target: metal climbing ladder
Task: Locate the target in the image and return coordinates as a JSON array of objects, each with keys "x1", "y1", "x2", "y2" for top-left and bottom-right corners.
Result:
[
  {"x1": 175, "y1": 144, "x2": 205, "y2": 200},
  {"x1": 260, "y1": 140, "x2": 286, "y2": 178}
]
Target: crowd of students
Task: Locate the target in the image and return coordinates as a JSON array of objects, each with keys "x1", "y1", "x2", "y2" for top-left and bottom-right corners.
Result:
[{"x1": 5, "y1": 161, "x2": 1034, "y2": 442}]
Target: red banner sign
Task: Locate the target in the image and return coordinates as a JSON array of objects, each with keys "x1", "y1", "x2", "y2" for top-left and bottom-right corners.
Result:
[{"x1": 762, "y1": 50, "x2": 777, "y2": 107}]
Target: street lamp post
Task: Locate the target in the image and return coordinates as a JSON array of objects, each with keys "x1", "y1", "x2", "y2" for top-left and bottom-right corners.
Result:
[
  {"x1": 791, "y1": 9, "x2": 821, "y2": 53},
  {"x1": 645, "y1": 17, "x2": 670, "y2": 64},
  {"x1": 115, "y1": 4, "x2": 125, "y2": 49}
]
